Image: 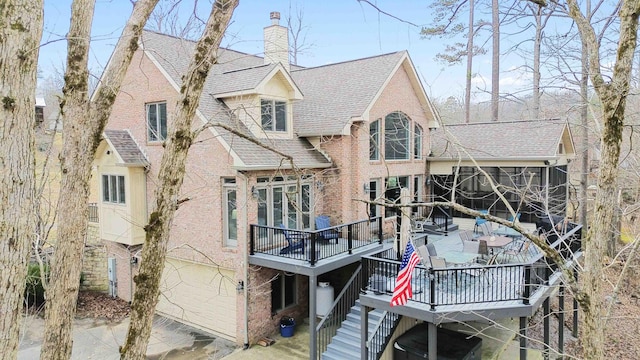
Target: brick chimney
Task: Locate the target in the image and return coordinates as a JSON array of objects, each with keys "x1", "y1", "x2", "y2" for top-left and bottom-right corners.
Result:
[{"x1": 264, "y1": 11, "x2": 289, "y2": 71}]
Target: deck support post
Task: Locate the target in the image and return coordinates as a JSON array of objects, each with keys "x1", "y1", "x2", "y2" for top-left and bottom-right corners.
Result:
[
  {"x1": 309, "y1": 275, "x2": 317, "y2": 360},
  {"x1": 572, "y1": 269, "x2": 579, "y2": 337},
  {"x1": 428, "y1": 322, "x2": 437, "y2": 360},
  {"x1": 519, "y1": 316, "x2": 527, "y2": 360},
  {"x1": 396, "y1": 208, "x2": 402, "y2": 261},
  {"x1": 543, "y1": 297, "x2": 550, "y2": 359},
  {"x1": 559, "y1": 284, "x2": 565, "y2": 356},
  {"x1": 360, "y1": 303, "x2": 368, "y2": 360}
]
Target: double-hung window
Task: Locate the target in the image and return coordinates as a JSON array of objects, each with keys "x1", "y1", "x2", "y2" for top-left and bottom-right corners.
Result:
[
  {"x1": 102, "y1": 175, "x2": 125, "y2": 204},
  {"x1": 222, "y1": 178, "x2": 237, "y2": 247},
  {"x1": 271, "y1": 273, "x2": 297, "y2": 313},
  {"x1": 369, "y1": 119, "x2": 380, "y2": 160},
  {"x1": 147, "y1": 102, "x2": 167, "y2": 142},
  {"x1": 261, "y1": 99, "x2": 287, "y2": 132},
  {"x1": 414, "y1": 124, "x2": 423, "y2": 159}
]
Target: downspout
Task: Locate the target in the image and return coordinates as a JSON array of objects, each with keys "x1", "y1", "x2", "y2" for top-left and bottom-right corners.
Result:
[{"x1": 238, "y1": 171, "x2": 250, "y2": 349}]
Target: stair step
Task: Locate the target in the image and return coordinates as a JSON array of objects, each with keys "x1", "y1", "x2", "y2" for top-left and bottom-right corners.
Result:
[
  {"x1": 321, "y1": 349, "x2": 345, "y2": 360},
  {"x1": 326, "y1": 342, "x2": 361, "y2": 359},
  {"x1": 332, "y1": 333, "x2": 361, "y2": 349}
]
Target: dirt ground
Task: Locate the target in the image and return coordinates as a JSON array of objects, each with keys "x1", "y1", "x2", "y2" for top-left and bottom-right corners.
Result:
[{"x1": 75, "y1": 291, "x2": 131, "y2": 321}]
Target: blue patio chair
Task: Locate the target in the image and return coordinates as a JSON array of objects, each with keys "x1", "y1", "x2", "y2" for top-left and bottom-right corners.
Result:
[
  {"x1": 315, "y1": 215, "x2": 340, "y2": 243},
  {"x1": 507, "y1": 213, "x2": 521, "y2": 223},
  {"x1": 278, "y1": 224, "x2": 306, "y2": 254},
  {"x1": 474, "y1": 210, "x2": 489, "y2": 233}
]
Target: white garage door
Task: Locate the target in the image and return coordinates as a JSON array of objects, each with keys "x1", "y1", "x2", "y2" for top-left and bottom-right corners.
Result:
[{"x1": 156, "y1": 258, "x2": 237, "y2": 341}]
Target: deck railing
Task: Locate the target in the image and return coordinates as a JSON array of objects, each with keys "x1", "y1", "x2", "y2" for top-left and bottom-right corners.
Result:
[
  {"x1": 362, "y1": 223, "x2": 582, "y2": 309},
  {"x1": 316, "y1": 264, "x2": 363, "y2": 358},
  {"x1": 249, "y1": 217, "x2": 383, "y2": 266},
  {"x1": 366, "y1": 311, "x2": 402, "y2": 359},
  {"x1": 88, "y1": 203, "x2": 99, "y2": 223}
]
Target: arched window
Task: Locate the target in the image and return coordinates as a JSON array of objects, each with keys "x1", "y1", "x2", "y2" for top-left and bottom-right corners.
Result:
[{"x1": 384, "y1": 112, "x2": 410, "y2": 160}]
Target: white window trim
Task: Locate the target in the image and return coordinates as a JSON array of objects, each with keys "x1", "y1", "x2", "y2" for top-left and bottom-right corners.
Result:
[
  {"x1": 102, "y1": 174, "x2": 126, "y2": 205},
  {"x1": 260, "y1": 98, "x2": 288, "y2": 132},
  {"x1": 146, "y1": 102, "x2": 167, "y2": 142},
  {"x1": 222, "y1": 180, "x2": 238, "y2": 247}
]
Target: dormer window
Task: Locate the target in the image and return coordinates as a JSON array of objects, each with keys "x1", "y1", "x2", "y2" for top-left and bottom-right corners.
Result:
[{"x1": 261, "y1": 99, "x2": 287, "y2": 132}]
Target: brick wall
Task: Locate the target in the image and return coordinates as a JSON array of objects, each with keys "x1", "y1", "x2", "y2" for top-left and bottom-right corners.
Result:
[{"x1": 246, "y1": 266, "x2": 309, "y2": 343}]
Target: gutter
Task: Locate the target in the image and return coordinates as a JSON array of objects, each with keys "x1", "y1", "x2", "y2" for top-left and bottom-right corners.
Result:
[{"x1": 237, "y1": 171, "x2": 250, "y2": 350}]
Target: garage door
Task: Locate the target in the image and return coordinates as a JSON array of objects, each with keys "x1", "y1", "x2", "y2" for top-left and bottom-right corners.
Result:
[{"x1": 156, "y1": 258, "x2": 237, "y2": 341}]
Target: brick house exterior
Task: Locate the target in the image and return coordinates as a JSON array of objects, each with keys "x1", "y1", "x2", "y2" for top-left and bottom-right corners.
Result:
[{"x1": 91, "y1": 13, "x2": 438, "y2": 346}]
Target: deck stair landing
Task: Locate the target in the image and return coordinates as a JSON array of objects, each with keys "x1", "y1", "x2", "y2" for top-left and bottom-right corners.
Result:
[
  {"x1": 420, "y1": 217, "x2": 459, "y2": 233},
  {"x1": 322, "y1": 301, "x2": 399, "y2": 360}
]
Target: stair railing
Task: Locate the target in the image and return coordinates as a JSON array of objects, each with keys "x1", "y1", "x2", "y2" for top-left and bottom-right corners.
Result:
[
  {"x1": 316, "y1": 264, "x2": 363, "y2": 359},
  {"x1": 366, "y1": 311, "x2": 402, "y2": 359}
]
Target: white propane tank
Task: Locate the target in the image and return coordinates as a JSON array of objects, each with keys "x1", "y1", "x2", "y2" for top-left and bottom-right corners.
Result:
[{"x1": 316, "y1": 282, "x2": 335, "y2": 317}]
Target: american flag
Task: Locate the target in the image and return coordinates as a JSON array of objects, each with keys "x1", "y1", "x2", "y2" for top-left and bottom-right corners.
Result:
[{"x1": 390, "y1": 241, "x2": 420, "y2": 307}]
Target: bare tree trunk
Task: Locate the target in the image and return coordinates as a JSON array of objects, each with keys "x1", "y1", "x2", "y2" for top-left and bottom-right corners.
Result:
[
  {"x1": 579, "y1": 33, "x2": 589, "y2": 243},
  {"x1": 532, "y1": 6, "x2": 542, "y2": 119},
  {"x1": 465, "y1": 0, "x2": 474, "y2": 123},
  {"x1": 491, "y1": 0, "x2": 499, "y2": 121},
  {"x1": 119, "y1": 1, "x2": 238, "y2": 358},
  {"x1": 0, "y1": 1, "x2": 43, "y2": 357},
  {"x1": 40, "y1": 1, "x2": 159, "y2": 359},
  {"x1": 566, "y1": 1, "x2": 640, "y2": 359}
]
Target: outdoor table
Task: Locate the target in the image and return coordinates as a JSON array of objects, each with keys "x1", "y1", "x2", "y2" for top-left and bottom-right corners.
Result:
[
  {"x1": 492, "y1": 226, "x2": 523, "y2": 239},
  {"x1": 478, "y1": 235, "x2": 513, "y2": 254},
  {"x1": 440, "y1": 251, "x2": 478, "y2": 266},
  {"x1": 439, "y1": 251, "x2": 479, "y2": 287}
]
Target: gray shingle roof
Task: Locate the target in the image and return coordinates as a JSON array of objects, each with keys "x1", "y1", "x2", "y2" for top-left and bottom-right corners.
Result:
[
  {"x1": 140, "y1": 30, "x2": 330, "y2": 170},
  {"x1": 104, "y1": 130, "x2": 149, "y2": 166},
  {"x1": 430, "y1": 119, "x2": 569, "y2": 160},
  {"x1": 291, "y1": 52, "x2": 406, "y2": 136},
  {"x1": 210, "y1": 63, "x2": 277, "y2": 96}
]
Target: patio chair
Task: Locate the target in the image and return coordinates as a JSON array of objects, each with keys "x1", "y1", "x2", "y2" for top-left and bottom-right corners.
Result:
[
  {"x1": 473, "y1": 209, "x2": 489, "y2": 233},
  {"x1": 430, "y1": 256, "x2": 468, "y2": 289},
  {"x1": 478, "y1": 222, "x2": 493, "y2": 236},
  {"x1": 426, "y1": 243, "x2": 438, "y2": 257},
  {"x1": 462, "y1": 239, "x2": 480, "y2": 254},
  {"x1": 477, "y1": 240, "x2": 489, "y2": 262},
  {"x1": 416, "y1": 245, "x2": 430, "y2": 266},
  {"x1": 507, "y1": 213, "x2": 521, "y2": 223},
  {"x1": 458, "y1": 230, "x2": 474, "y2": 242},
  {"x1": 463, "y1": 254, "x2": 499, "y2": 285},
  {"x1": 278, "y1": 224, "x2": 306, "y2": 254},
  {"x1": 501, "y1": 239, "x2": 532, "y2": 263},
  {"x1": 315, "y1": 215, "x2": 340, "y2": 243}
]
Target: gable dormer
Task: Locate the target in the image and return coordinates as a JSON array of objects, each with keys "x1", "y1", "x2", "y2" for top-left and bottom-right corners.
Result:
[{"x1": 212, "y1": 63, "x2": 303, "y2": 140}]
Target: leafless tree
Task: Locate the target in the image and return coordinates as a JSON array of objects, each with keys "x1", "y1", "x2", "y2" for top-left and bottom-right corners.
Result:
[
  {"x1": 0, "y1": 1, "x2": 43, "y2": 357},
  {"x1": 39, "y1": 1, "x2": 161, "y2": 359},
  {"x1": 119, "y1": 1, "x2": 238, "y2": 358}
]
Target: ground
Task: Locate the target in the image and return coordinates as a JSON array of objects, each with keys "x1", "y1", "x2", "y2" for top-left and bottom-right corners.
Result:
[
  {"x1": 75, "y1": 291, "x2": 131, "y2": 321},
  {"x1": 527, "y1": 251, "x2": 640, "y2": 359}
]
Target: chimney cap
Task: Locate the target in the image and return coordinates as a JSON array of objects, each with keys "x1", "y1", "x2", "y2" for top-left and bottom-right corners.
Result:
[{"x1": 270, "y1": 11, "x2": 280, "y2": 20}]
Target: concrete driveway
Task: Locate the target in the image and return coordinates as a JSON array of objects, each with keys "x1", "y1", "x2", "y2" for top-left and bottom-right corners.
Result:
[{"x1": 18, "y1": 315, "x2": 236, "y2": 360}]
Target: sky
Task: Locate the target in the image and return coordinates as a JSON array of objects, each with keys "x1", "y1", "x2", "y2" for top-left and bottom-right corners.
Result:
[{"x1": 38, "y1": 0, "x2": 562, "y2": 101}]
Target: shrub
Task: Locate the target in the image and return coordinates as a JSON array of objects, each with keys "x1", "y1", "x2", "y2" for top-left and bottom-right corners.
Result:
[{"x1": 25, "y1": 263, "x2": 49, "y2": 307}]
